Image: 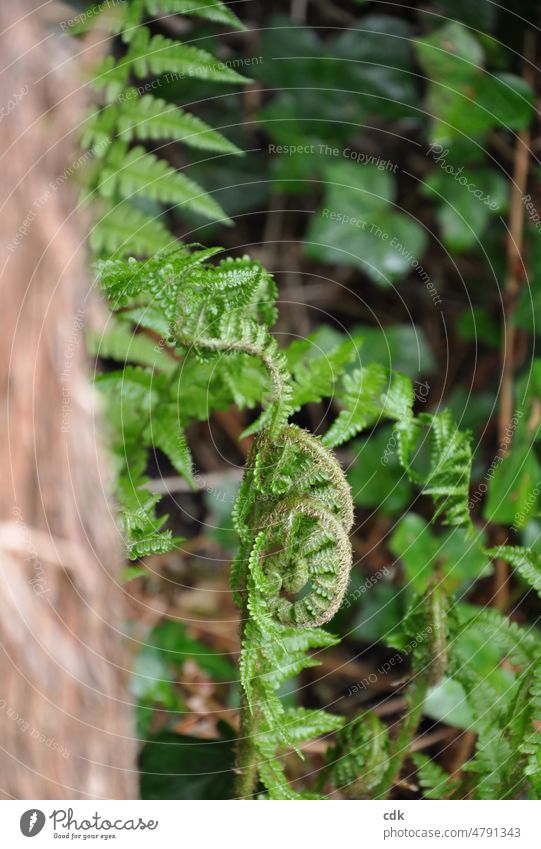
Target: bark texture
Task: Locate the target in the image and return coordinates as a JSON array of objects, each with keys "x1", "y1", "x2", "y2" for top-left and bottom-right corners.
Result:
[{"x1": 0, "y1": 1, "x2": 137, "y2": 799}]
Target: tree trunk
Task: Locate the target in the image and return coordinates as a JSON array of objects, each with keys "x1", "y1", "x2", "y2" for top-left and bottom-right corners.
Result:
[{"x1": 0, "y1": 2, "x2": 137, "y2": 799}]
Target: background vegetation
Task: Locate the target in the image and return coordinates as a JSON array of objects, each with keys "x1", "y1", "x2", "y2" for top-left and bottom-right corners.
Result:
[{"x1": 71, "y1": 0, "x2": 541, "y2": 798}]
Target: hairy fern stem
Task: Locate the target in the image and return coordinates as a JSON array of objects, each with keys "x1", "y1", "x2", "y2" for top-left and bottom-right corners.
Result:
[{"x1": 377, "y1": 579, "x2": 448, "y2": 798}]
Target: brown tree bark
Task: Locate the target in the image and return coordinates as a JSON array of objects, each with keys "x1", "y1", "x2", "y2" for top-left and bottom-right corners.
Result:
[{"x1": 0, "y1": 2, "x2": 137, "y2": 798}]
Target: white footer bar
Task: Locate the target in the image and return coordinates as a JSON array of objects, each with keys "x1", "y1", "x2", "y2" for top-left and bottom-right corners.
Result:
[{"x1": 3, "y1": 799, "x2": 538, "y2": 848}]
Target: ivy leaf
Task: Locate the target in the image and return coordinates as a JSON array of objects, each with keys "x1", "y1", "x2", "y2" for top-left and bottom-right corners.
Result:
[
  {"x1": 258, "y1": 15, "x2": 416, "y2": 153},
  {"x1": 422, "y1": 167, "x2": 508, "y2": 252},
  {"x1": 348, "y1": 427, "x2": 413, "y2": 516},
  {"x1": 306, "y1": 162, "x2": 427, "y2": 286},
  {"x1": 390, "y1": 513, "x2": 489, "y2": 593},
  {"x1": 483, "y1": 440, "x2": 541, "y2": 527},
  {"x1": 140, "y1": 730, "x2": 236, "y2": 799},
  {"x1": 415, "y1": 22, "x2": 534, "y2": 144}
]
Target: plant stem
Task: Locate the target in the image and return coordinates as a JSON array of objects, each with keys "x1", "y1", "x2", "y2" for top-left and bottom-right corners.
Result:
[
  {"x1": 234, "y1": 683, "x2": 260, "y2": 799},
  {"x1": 376, "y1": 676, "x2": 428, "y2": 799},
  {"x1": 495, "y1": 30, "x2": 535, "y2": 611},
  {"x1": 234, "y1": 587, "x2": 261, "y2": 799}
]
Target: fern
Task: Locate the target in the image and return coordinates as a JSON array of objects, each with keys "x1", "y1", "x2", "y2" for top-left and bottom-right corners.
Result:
[
  {"x1": 486, "y1": 545, "x2": 541, "y2": 597},
  {"x1": 115, "y1": 91, "x2": 241, "y2": 153},
  {"x1": 79, "y1": 0, "x2": 249, "y2": 257},
  {"x1": 322, "y1": 363, "x2": 414, "y2": 449},
  {"x1": 96, "y1": 247, "x2": 356, "y2": 797},
  {"x1": 90, "y1": 200, "x2": 172, "y2": 256},
  {"x1": 447, "y1": 604, "x2": 541, "y2": 798},
  {"x1": 328, "y1": 713, "x2": 390, "y2": 798},
  {"x1": 82, "y1": 0, "x2": 541, "y2": 803},
  {"x1": 143, "y1": 0, "x2": 246, "y2": 30},
  {"x1": 412, "y1": 753, "x2": 460, "y2": 799},
  {"x1": 416, "y1": 411, "x2": 474, "y2": 529},
  {"x1": 326, "y1": 365, "x2": 473, "y2": 529},
  {"x1": 96, "y1": 245, "x2": 541, "y2": 798},
  {"x1": 95, "y1": 244, "x2": 486, "y2": 795}
]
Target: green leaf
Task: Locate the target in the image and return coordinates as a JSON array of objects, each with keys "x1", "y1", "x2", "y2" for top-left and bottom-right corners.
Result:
[
  {"x1": 406, "y1": 411, "x2": 474, "y2": 529},
  {"x1": 456, "y1": 307, "x2": 500, "y2": 347},
  {"x1": 483, "y1": 440, "x2": 541, "y2": 527},
  {"x1": 143, "y1": 0, "x2": 246, "y2": 30},
  {"x1": 258, "y1": 14, "x2": 417, "y2": 156},
  {"x1": 352, "y1": 324, "x2": 435, "y2": 378},
  {"x1": 415, "y1": 22, "x2": 534, "y2": 144},
  {"x1": 348, "y1": 427, "x2": 413, "y2": 515},
  {"x1": 117, "y1": 91, "x2": 241, "y2": 154},
  {"x1": 424, "y1": 677, "x2": 474, "y2": 731},
  {"x1": 87, "y1": 319, "x2": 177, "y2": 374},
  {"x1": 428, "y1": 0, "x2": 497, "y2": 31},
  {"x1": 330, "y1": 712, "x2": 390, "y2": 796},
  {"x1": 135, "y1": 31, "x2": 250, "y2": 83},
  {"x1": 140, "y1": 730, "x2": 236, "y2": 799},
  {"x1": 323, "y1": 363, "x2": 414, "y2": 448},
  {"x1": 268, "y1": 707, "x2": 343, "y2": 748},
  {"x1": 90, "y1": 200, "x2": 172, "y2": 257},
  {"x1": 148, "y1": 619, "x2": 236, "y2": 680},
  {"x1": 148, "y1": 403, "x2": 195, "y2": 487},
  {"x1": 486, "y1": 546, "x2": 541, "y2": 597},
  {"x1": 390, "y1": 513, "x2": 489, "y2": 593},
  {"x1": 422, "y1": 167, "x2": 508, "y2": 252},
  {"x1": 97, "y1": 143, "x2": 230, "y2": 223},
  {"x1": 412, "y1": 752, "x2": 461, "y2": 799},
  {"x1": 306, "y1": 162, "x2": 427, "y2": 286},
  {"x1": 286, "y1": 330, "x2": 361, "y2": 412}
]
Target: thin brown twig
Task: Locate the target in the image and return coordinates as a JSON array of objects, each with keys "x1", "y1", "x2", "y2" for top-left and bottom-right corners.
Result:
[{"x1": 494, "y1": 30, "x2": 536, "y2": 612}]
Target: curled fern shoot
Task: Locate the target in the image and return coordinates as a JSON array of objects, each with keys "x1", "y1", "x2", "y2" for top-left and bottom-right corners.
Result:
[{"x1": 97, "y1": 249, "x2": 354, "y2": 798}]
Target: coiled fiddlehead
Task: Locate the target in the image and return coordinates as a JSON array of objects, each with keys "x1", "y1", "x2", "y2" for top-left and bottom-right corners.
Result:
[
  {"x1": 169, "y1": 251, "x2": 354, "y2": 631},
  {"x1": 97, "y1": 249, "x2": 354, "y2": 798},
  {"x1": 232, "y1": 425, "x2": 353, "y2": 628},
  {"x1": 174, "y1": 254, "x2": 354, "y2": 796}
]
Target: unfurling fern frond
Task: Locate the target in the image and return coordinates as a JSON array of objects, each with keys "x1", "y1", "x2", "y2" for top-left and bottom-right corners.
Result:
[
  {"x1": 233, "y1": 425, "x2": 353, "y2": 627},
  {"x1": 97, "y1": 249, "x2": 355, "y2": 797}
]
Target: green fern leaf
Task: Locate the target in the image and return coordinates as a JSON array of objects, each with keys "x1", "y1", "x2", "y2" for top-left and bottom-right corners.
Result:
[
  {"x1": 97, "y1": 142, "x2": 230, "y2": 222},
  {"x1": 486, "y1": 546, "x2": 541, "y2": 597},
  {"x1": 412, "y1": 753, "x2": 460, "y2": 799},
  {"x1": 144, "y1": 0, "x2": 246, "y2": 30},
  {"x1": 148, "y1": 403, "x2": 195, "y2": 487},
  {"x1": 117, "y1": 91, "x2": 241, "y2": 154},
  {"x1": 90, "y1": 201, "x2": 172, "y2": 257},
  {"x1": 330, "y1": 713, "x2": 390, "y2": 797},
  {"x1": 270, "y1": 707, "x2": 344, "y2": 748},
  {"x1": 323, "y1": 364, "x2": 414, "y2": 448},
  {"x1": 87, "y1": 319, "x2": 177, "y2": 374},
  {"x1": 418, "y1": 411, "x2": 473, "y2": 529},
  {"x1": 131, "y1": 29, "x2": 250, "y2": 83}
]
